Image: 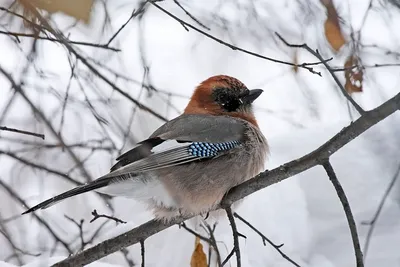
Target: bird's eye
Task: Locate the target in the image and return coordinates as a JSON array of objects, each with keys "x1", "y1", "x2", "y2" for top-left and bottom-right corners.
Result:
[{"x1": 212, "y1": 88, "x2": 241, "y2": 112}]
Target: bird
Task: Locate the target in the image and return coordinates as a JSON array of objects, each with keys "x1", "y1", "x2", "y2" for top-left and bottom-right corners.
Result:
[{"x1": 22, "y1": 75, "x2": 268, "y2": 221}]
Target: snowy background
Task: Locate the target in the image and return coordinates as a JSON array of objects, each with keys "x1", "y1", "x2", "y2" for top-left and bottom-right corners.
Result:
[{"x1": 0, "y1": 0, "x2": 400, "y2": 266}]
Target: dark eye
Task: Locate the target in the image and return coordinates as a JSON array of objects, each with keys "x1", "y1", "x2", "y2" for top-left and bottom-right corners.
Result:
[{"x1": 213, "y1": 89, "x2": 241, "y2": 112}]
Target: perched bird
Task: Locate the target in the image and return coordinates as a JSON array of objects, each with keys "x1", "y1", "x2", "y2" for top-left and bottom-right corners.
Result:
[{"x1": 22, "y1": 75, "x2": 268, "y2": 220}]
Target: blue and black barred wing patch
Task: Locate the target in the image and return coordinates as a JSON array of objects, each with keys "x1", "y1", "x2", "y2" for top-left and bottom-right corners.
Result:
[{"x1": 188, "y1": 141, "x2": 241, "y2": 157}]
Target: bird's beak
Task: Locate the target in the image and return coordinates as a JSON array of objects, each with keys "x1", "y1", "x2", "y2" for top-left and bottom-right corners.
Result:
[{"x1": 241, "y1": 89, "x2": 263, "y2": 104}]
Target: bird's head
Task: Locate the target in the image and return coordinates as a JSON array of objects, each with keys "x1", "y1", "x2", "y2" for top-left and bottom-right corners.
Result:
[{"x1": 184, "y1": 75, "x2": 263, "y2": 126}]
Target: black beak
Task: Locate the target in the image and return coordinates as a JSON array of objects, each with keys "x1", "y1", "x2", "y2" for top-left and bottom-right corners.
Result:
[{"x1": 241, "y1": 89, "x2": 263, "y2": 104}]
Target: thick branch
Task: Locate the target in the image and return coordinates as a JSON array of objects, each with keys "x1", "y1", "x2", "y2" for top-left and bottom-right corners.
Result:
[{"x1": 53, "y1": 91, "x2": 400, "y2": 266}]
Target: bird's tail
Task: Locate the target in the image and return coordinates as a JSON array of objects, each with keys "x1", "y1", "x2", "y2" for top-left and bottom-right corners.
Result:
[{"x1": 21, "y1": 177, "x2": 113, "y2": 215}]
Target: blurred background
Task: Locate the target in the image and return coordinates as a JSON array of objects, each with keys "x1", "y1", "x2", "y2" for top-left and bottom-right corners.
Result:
[{"x1": 0, "y1": 0, "x2": 400, "y2": 266}]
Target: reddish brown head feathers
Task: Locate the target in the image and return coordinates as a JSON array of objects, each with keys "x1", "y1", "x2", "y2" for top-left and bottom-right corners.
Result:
[{"x1": 184, "y1": 75, "x2": 261, "y2": 127}]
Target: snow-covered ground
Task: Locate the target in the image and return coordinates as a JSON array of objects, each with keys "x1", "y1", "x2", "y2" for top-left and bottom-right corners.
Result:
[{"x1": 0, "y1": 0, "x2": 400, "y2": 266}]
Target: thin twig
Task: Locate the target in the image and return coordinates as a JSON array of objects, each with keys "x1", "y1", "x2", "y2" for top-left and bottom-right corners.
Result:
[
  {"x1": 0, "y1": 125, "x2": 44, "y2": 139},
  {"x1": 181, "y1": 221, "x2": 222, "y2": 266},
  {"x1": 234, "y1": 212, "x2": 301, "y2": 267},
  {"x1": 64, "y1": 215, "x2": 86, "y2": 251},
  {"x1": 90, "y1": 209, "x2": 127, "y2": 224},
  {"x1": 107, "y1": 6, "x2": 147, "y2": 45},
  {"x1": 173, "y1": 0, "x2": 210, "y2": 30},
  {"x1": 275, "y1": 32, "x2": 365, "y2": 115},
  {"x1": 0, "y1": 149, "x2": 82, "y2": 186},
  {"x1": 221, "y1": 249, "x2": 234, "y2": 266},
  {"x1": 0, "y1": 31, "x2": 120, "y2": 51},
  {"x1": 202, "y1": 222, "x2": 222, "y2": 267},
  {"x1": 225, "y1": 207, "x2": 241, "y2": 267},
  {"x1": 0, "y1": 179, "x2": 72, "y2": 254},
  {"x1": 151, "y1": 2, "x2": 330, "y2": 76},
  {"x1": 0, "y1": 65, "x2": 96, "y2": 183},
  {"x1": 362, "y1": 162, "x2": 400, "y2": 259},
  {"x1": 180, "y1": 222, "x2": 213, "y2": 243},
  {"x1": 322, "y1": 161, "x2": 364, "y2": 267},
  {"x1": 120, "y1": 248, "x2": 135, "y2": 267}
]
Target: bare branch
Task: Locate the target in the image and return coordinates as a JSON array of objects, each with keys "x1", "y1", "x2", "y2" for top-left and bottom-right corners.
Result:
[
  {"x1": 0, "y1": 149, "x2": 82, "y2": 186},
  {"x1": 107, "y1": 5, "x2": 147, "y2": 45},
  {"x1": 90, "y1": 209, "x2": 127, "y2": 224},
  {"x1": 150, "y1": 2, "x2": 330, "y2": 76},
  {"x1": 0, "y1": 125, "x2": 44, "y2": 139},
  {"x1": 275, "y1": 32, "x2": 366, "y2": 115},
  {"x1": 362, "y1": 162, "x2": 400, "y2": 259},
  {"x1": 173, "y1": 0, "x2": 210, "y2": 30},
  {"x1": 234, "y1": 212, "x2": 301, "y2": 267},
  {"x1": 0, "y1": 65, "x2": 95, "y2": 183},
  {"x1": 120, "y1": 248, "x2": 135, "y2": 267},
  {"x1": 64, "y1": 215, "x2": 86, "y2": 251},
  {"x1": 140, "y1": 239, "x2": 145, "y2": 267},
  {"x1": 202, "y1": 222, "x2": 222, "y2": 267},
  {"x1": 322, "y1": 161, "x2": 364, "y2": 267},
  {"x1": 0, "y1": 31, "x2": 121, "y2": 51},
  {"x1": 20, "y1": 3, "x2": 169, "y2": 123},
  {"x1": 221, "y1": 249, "x2": 234, "y2": 267},
  {"x1": 180, "y1": 222, "x2": 222, "y2": 267},
  {"x1": 225, "y1": 206, "x2": 241, "y2": 267},
  {"x1": 0, "y1": 179, "x2": 72, "y2": 254},
  {"x1": 52, "y1": 90, "x2": 400, "y2": 266}
]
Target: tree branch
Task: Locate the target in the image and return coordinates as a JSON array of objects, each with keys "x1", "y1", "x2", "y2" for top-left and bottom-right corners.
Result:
[
  {"x1": 52, "y1": 91, "x2": 400, "y2": 266},
  {"x1": 150, "y1": 2, "x2": 331, "y2": 76},
  {"x1": 0, "y1": 125, "x2": 44, "y2": 139},
  {"x1": 0, "y1": 31, "x2": 120, "y2": 51},
  {"x1": 362, "y1": 162, "x2": 400, "y2": 260},
  {"x1": 0, "y1": 179, "x2": 72, "y2": 254},
  {"x1": 234, "y1": 212, "x2": 301, "y2": 267},
  {"x1": 322, "y1": 161, "x2": 364, "y2": 267},
  {"x1": 90, "y1": 209, "x2": 127, "y2": 224},
  {"x1": 225, "y1": 206, "x2": 241, "y2": 267},
  {"x1": 275, "y1": 32, "x2": 366, "y2": 115}
]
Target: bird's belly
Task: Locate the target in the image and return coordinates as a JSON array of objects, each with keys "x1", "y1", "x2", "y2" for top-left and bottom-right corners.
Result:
[{"x1": 156, "y1": 154, "x2": 257, "y2": 213}]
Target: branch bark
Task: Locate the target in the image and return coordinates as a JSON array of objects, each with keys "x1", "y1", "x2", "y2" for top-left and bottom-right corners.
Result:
[
  {"x1": 322, "y1": 161, "x2": 364, "y2": 267},
  {"x1": 52, "y1": 91, "x2": 400, "y2": 266}
]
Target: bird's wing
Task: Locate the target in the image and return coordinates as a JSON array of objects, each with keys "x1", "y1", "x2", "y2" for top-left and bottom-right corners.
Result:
[
  {"x1": 110, "y1": 114, "x2": 247, "y2": 171},
  {"x1": 22, "y1": 114, "x2": 247, "y2": 214}
]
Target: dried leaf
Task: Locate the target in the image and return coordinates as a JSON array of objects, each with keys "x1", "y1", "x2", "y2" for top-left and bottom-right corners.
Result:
[
  {"x1": 190, "y1": 236, "x2": 207, "y2": 267},
  {"x1": 344, "y1": 55, "x2": 363, "y2": 93},
  {"x1": 19, "y1": 0, "x2": 93, "y2": 23},
  {"x1": 321, "y1": 0, "x2": 346, "y2": 52}
]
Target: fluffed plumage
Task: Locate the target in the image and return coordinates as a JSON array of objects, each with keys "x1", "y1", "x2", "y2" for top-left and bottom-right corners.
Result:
[{"x1": 22, "y1": 75, "x2": 268, "y2": 220}]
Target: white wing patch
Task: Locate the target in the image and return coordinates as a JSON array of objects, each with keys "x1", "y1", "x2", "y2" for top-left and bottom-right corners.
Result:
[
  {"x1": 150, "y1": 139, "x2": 188, "y2": 153},
  {"x1": 98, "y1": 174, "x2": 177, "y2": 208}
]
